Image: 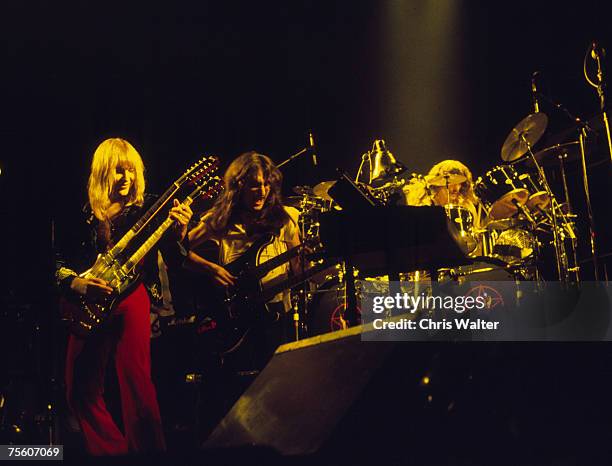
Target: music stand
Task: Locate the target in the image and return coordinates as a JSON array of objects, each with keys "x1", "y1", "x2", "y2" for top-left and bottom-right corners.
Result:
[{"x1": 318, "y1": 205, "x2": 470, "y2": 319}]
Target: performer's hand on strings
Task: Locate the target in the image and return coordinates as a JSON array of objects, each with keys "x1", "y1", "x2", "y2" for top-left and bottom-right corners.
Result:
[
  {"x1": 206, "y1": 262, "x2": 237, "y2": 288},
  {"x1": 70, "y1": 277, "x2": 114, "y2": 299},
  {"x1": 169, "y1": 199, "x2": 193, "y2": 240}
]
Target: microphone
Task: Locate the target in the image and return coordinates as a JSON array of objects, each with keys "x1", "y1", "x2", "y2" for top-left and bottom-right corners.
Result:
[
  {"x1": 531, "y1": 71, "x2": 540, "y2": 113},
  {"x1": 309, "y1": 132, "x2": 317, "y2": 166},
  {"x1": 591, "y1": 41, "x2": 606, "y2": 59}
]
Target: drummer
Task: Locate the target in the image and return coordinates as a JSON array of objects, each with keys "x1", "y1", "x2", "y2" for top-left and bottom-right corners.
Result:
[{"x1": 403, "y1": 159, "x2": 484, "y2": 227}]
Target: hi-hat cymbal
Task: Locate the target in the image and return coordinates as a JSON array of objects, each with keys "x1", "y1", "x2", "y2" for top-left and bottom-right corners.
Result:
[
  {"x1": 501, "y1": 113, "x2": 548, "y2": 162},
  {"x1": 425, "y1": 173, "x2": 467, "y2": 187},
  {"x1": 312, "y1": 180, "x2": 337, "y2": 201},
  {"x1": 485, "y1": 216, "x2": 529, "y2": 231}
]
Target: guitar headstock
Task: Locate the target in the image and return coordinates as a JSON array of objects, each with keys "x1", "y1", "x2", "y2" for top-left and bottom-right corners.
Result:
[
  {"x1": 187, "y1": 175, "x2": 224, "y2": 203},
  {"x1": 177, "y1": 155, "x2": 220, "y2": 187},
  {"x1": 199, "y1": 176, "x2": 224, "y2": 200}
]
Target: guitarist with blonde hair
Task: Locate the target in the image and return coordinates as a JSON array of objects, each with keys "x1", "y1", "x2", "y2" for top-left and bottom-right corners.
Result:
[{"x1": 55, "y1": 138, "x2": 192, "y2": 455}]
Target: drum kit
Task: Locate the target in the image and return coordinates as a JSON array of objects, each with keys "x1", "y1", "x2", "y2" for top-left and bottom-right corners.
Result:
[{"x1": 287, "y1": 114, "x2": 583, "y2": 336}]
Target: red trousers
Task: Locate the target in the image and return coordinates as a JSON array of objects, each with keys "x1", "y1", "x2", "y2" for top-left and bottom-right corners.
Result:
[{"x1": 65, "y1": 284, "x2": 166, "y2": 455}]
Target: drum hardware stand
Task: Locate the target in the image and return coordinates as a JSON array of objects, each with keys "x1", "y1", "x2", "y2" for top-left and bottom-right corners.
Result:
[
  {"x1": 536, "y1": 90, "x2": 596, "y2": 281},
  {"x1": 556, "y1": 152, "x2": 580, "y2": 282},
  {"x1": 520, "y1": 134, "x2": 568, "y2": 281},
  {"x1": 578, "y1": 126, "x2": 599, "y2": 280}
]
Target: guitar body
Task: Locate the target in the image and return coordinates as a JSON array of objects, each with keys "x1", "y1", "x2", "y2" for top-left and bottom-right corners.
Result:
[
  {"x1": 209, "y1": 234, "x2": 283, "y2": 355},
  {"x1": 203, "y1": 234, "x2": 331, "y2": 355},
  {"x1": 60, "y1": 256, "x2": 142, "y2": 338}
]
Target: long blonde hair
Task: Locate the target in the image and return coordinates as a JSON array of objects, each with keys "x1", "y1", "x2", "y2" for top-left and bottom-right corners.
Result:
[
  {"x1": 426, "y1": 159, "x2": 478, "y2": 207},
  {"x1": 87, "y1": 138, "x2": 145, "y2": 221}
]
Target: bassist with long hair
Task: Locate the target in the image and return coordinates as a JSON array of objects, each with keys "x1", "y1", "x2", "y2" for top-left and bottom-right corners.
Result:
[{"x1": 186, "y1": 151, "x2": 301, "y2": 370}]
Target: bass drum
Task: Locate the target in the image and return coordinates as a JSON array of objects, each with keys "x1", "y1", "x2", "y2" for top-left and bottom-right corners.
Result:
[
  {"x1": 444, "y1": 258, "x2": 532, "y2": 282},
  {"x1": 306, "y1": 277, "x2": 361, "y2": 337}
]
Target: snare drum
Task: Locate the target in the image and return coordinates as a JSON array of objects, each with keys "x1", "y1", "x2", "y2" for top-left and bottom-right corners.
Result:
[{"x1": 475, "y1": 165, "x2": 529, "y2": 219}]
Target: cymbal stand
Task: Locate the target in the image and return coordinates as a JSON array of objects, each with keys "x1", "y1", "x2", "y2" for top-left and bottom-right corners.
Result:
[
  {"x1": 537, "y1": 89, "x2": 597, "y2": 280},
  {"x1": 293, "y1": 199, "x2": 309, "y2": 341},
  {"x1": 557, "y1": 153, "x2": 581, "y2": 282},
  {"x1": 520, "y1": 134, "x2": 567, "y2": 281},
  {"x1": 443, "y1": 174, "x2": 451, "y2": 213}
]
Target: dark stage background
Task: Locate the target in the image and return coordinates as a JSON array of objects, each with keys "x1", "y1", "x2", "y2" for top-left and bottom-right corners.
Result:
[
  {"x1": 1, "y1": 0, "x2": 612, "y2": 461},
  {"x1": 2, "y1": 0, "x2": 612, "y2": 291}
]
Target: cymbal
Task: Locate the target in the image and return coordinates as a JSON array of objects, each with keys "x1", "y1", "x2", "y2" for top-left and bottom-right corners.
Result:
[
  {"x1": 484, "y1": 216, "x2": 529, "y2": 231},
  {"x1": 292, "y1": 185, "x2": 315, "y2": 196},
  {"x1": 487, "y1": 189, "x2": 530, "y2": 220},
  {"x1": 526, "y1": 191, "x2": 550, "y2": 211},
  {"x1": 525, "y1": 141, "x2": 581, "y2": 168},
  {"x1": 501, "y1": 113, "x2": 548, "y2": 162},
  {"x1": 285, "y1": 195, "x2": 326, "y2": 210},
  {"x1": 312, "y1": 180, "x2": 337, "y2": 201},
  {"x1": 425, "y1": 173, "x2": 467, "y2": 187}
]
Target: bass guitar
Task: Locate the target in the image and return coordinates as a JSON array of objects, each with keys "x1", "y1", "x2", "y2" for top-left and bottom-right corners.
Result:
[{"x1": 209, "y1": 236, "x2": 335, "y2": 354}]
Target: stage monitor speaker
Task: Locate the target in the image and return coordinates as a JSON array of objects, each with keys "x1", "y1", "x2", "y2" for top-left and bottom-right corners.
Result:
[
  {"x1": 201, "y1": 325, "x2": 611, "y2": 462},
  {"x1": 202, "y1": 326, "x2": 397, "y2": 456}
]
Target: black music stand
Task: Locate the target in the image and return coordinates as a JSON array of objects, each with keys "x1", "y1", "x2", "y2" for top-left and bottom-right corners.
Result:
[{"x1": 318, "y1": 205, "x2": 470, "y2": 319}]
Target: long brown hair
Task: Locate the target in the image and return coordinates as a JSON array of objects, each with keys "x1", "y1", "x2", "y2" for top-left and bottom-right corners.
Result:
[{"x1": 204, "y1": 151, "x2": 288, "y2": 236}]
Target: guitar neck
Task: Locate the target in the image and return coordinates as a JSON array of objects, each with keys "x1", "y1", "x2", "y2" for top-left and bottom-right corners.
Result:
[
  {"x1": 106, "y1": 156, "x2": 218, "y2": 262},
  {"x1": 123, "y1": 196, "x2": 195, "y2": 274},
  {"x1": 122, "y1": 177, "x2": 221, "y2": 275},
  {"x1": 249, "y1": 237, "x2": 318, "y2": 279},
  {"x1": 107, "y1": 185, "x2": 181, "y2": 259},
  {"x1": 256, "y1": 260, "x2": 337, "y2": 305}
]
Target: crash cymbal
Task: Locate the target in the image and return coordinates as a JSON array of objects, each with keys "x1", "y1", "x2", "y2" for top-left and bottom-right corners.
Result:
[
  {"x1": 312, "y1": 180, "x2": 337, "y2": 201},
  {"x1": 487, "y1": 189, "x2": 530, "y2": 220},
  {"x1": 292, "y1": 185, "x2": 315, "y2": 196},
  {"x1": 425, "y1": 173, "x2": 467, "y2": 187},
  {"x1": 525, "y1": 141, "x2": 581, "y2": 168},
  {"x1": 501, "y1": 113, "x2": 548, "y2": 162}
]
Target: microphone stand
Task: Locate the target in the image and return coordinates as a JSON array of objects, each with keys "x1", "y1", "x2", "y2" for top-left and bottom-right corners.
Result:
[
  {"x1": 277, "y1": 146, "x2": 310, "y2": 168},
  {"x1": 278, "y1": 135, "x2": 319, "y2": 339},
  {"x1": 589, "y1": 45, "x2": 612, "y2": 162}
]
